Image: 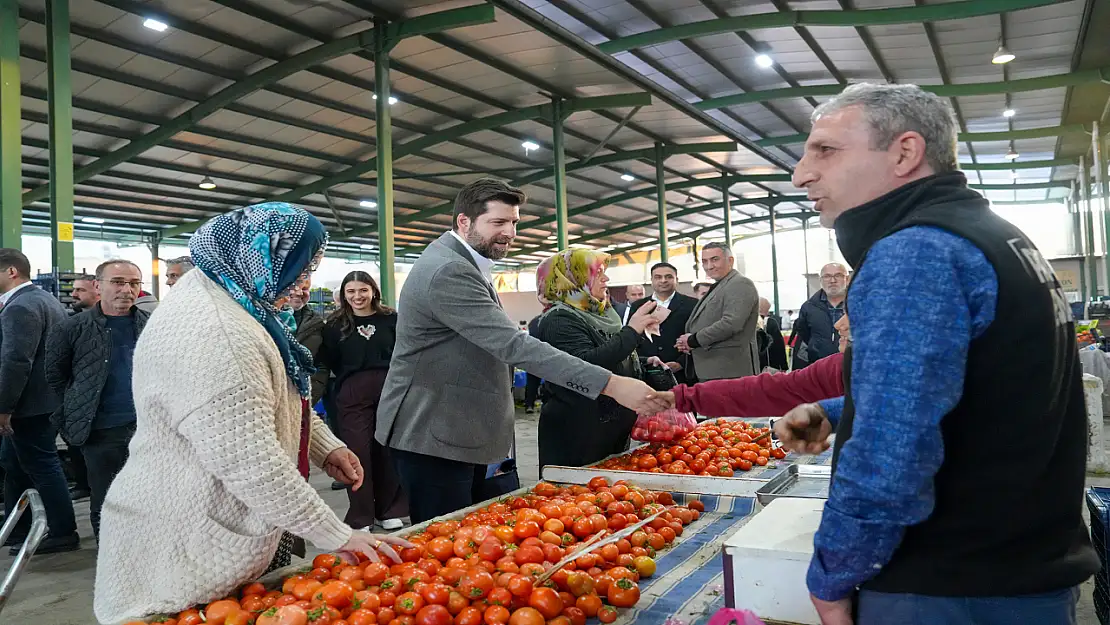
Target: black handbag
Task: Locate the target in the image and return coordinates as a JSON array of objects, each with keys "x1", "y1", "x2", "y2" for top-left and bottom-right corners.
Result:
[
  {"x1": 642, "y1": 364, "x2": 679, "y2": 392},
  {"x1": 476, "y1": 437, "x2": 520, "y2": 502}
]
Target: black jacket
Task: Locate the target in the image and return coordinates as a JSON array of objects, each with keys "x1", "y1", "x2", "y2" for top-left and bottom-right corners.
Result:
[
  {"x1": 534, "y1": 308, "x2": 642, "y2": 467},
  {"x1": 294, "y1": 306, "x2": 327, "y2": 405},
  {"x1": 790, "y1": 290, "x2": 843, "y2": 369},
  {"x1": 629, "y1": 293, "x2": 698, "y2": 383},
  {"x1": 0, "y1": 285, "x2": 69, "y2": 419},
  {"x1": 760, "y1": 315, "x2": 788, "y2": 371},
  {"x1": 45, "y1": 303, "x2": 150, "y2": 445}
]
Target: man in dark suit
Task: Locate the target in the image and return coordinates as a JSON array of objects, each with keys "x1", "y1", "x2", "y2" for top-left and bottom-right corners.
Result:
[
  {"x1": 759, "y1": 297, "x2": 788, "y2": 371},
  {"x1": 0, "y1": 249, "x2": 79, "y2": 553},
  {"x1": 629, "y1": 263, "x2": 699, "y2": 384}
]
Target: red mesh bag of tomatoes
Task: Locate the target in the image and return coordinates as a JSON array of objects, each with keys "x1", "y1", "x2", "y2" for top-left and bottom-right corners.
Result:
[{"x1": 630, "y1": 408, "x2": 697, "y2": 443}]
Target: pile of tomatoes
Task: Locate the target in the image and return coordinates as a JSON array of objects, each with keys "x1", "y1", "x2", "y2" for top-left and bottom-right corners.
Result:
[
  {"x1": 132, "y1": 477, "x2": 705, "y2": 625},
  {"x1": 597, "y1": 419, "x2": 786, "y2": 476}
]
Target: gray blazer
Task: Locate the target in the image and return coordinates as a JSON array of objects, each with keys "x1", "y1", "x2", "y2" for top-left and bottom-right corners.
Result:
[
  {"x1": 0, "y1": 284, "x2": 69, "y2": 418},
  {"x1": 685, "y1": 269, "x2": 760, "y2": 380},
  {"x1": 375, "y1": 233, "x2": 613, "y2": 465}
]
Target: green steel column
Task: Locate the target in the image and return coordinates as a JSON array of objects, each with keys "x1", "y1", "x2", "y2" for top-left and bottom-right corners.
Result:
[
  {"x1": 552, "y1": 98, "x2": 569, "y2": 249},
  {"x1": 1095, "y1": 121, "x2": 1110, "y2": 297},
  {"x1": 150, "y1": 237, "x2": 160, "y2": 299},
  {"x1": 1071, "y1": 190, "x2": 1087, "y2": 303},
  {"x1": 375, "y1": 22, "x2": 395, "y2": 306},
  {"x1": 769, "y1": 203, "x2": 779, "y2": 314},
  {"x1": 802, "y1": 217, "x2": 811, "y2": 297},
  {"x1": 0, "y1": 0, "x2": 21, "y2": 249},
  {"x1": 47, "y1": 0, "x2": 74, "y2": 270},
  {"x1": 655, "y1": 142, "x2": 668, "y2": 262},
  {"x1": 721, "y1": 174, "x2": 732, "y2": 248},
  {"x1": 1082, "y1": 155, "x2": 1097, "y2": 296}
]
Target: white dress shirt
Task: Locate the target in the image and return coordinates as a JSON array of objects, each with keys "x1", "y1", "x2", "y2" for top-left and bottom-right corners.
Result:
[
  {"x1": 0, "y1": 281, "x2": 33, "y2": 307},
  {"x1": 651, "y1": 292, "x2": 675, "y2": 309},
  {"x1": 449, "y1": 230, "x2": 496, "y2": 284}
]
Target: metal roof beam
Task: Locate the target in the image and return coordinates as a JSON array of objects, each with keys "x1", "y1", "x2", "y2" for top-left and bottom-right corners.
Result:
[
  {"x1": 698, "y1": 68, "x2": 1110, "y2": 110},
  {"x1": 370, "y1": 141, "x2": 739, "y2": 236},
  {"x1": 597, "y1": 0, "x2": 1060, "y2": 54},
  {"x1": 22, "y1": 28, "x2": 380, "y2": 205}
]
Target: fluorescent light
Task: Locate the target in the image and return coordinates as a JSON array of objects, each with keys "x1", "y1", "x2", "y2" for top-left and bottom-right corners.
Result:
[
  {"x1": 991, "y1": 44, "x2": 1015, "y2": 65},
  {"x1": 521, "y1": 140, "x2": 540, "y2": 151},
  {"x1": 143, "y1": 18, "x2": 168, "y2": 32},
  {"x1": 359, "y1": 200, "x2": 377, "y2": 208},
  {"x1": 755, "y1": 54, "x2": 774, "y2": 69},
  {"x1": 360, "y1": 244, "x2": 375, "y2": 250},
  {"x1": 81, "y1": 216, "x2": 105, "y2": 224},
  {"x1": 620, "y1": 173, "x2": 635, "y2": 182},
  {"x1": 1005, "y1": 149, "x2": 1019, "y2": 161},
  {"x1": 372, "y1": 94, "x2": 399, "y2": 105},
  {"x1": 1002, "y1": 108, "x2": 1016, "y2": 118},
  {"x1": 198, "y1": 176, "x2": 216, "y2": 190}
]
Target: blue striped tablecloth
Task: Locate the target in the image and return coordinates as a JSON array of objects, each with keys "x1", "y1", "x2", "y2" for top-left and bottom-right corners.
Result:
[{"x1": 622, "y1": 448, "x2": 833, "y2": 625}]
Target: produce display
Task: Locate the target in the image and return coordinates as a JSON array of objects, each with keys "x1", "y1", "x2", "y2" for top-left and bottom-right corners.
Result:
[
  {"x1": 597, "y1": 419, "x2": 786, "y2": 476},
  {"x1": 130, "y1": 478, "x2": 705, "y2": 625}
]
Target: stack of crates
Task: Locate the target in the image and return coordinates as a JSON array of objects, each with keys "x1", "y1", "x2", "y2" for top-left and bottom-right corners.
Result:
[{"x1": 1087, "y1": 486, "x2": 1110, "y2": 624}]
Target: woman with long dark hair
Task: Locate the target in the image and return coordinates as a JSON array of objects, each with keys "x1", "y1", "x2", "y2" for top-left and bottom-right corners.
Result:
[{"x1": 319, "y1": 271, "x2": 408, "y2": 530}]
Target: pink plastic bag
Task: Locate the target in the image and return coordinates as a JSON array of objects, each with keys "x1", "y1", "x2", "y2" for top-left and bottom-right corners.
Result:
[
  {"x1": 630, "y1": 408, "x2": 697, "y2": 443},
  {"x1": 705, "y1": 607, "x2": 767, "y2": 625}
]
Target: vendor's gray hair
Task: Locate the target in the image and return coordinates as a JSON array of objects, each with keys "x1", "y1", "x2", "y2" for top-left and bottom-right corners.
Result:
[
  {"x1": 813, "y1": 83, "x2": 959, "y2": 174},
  {"x1": 166, "y1": 256, "x2": 195, "y2": 271},
  {"x1": 702, "y1": 241, "x2": 733, "y2": 258}
]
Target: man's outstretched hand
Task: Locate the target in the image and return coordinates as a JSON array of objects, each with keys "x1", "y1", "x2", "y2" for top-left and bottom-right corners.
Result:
[
  {"x1": 774, "y1": 403, "x2": 833, "y2": 455},
  {"x1": 602, "y1": 375, "x2": 670, "y2": 415}
]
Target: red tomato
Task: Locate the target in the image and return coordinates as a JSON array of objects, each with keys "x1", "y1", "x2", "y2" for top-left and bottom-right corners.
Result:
[
  {"x1": 458, "y1": 569, "x2": 494, "y2": 600},
  {"x1": 527, "y1": 587, "x2": 563, "y2": 620},
  {"x1": 453, "y1": 606, "x2": 481, "y2": 625},
  {"x1": 414, "y1": 605, "x2": 452, "y2": 625}
]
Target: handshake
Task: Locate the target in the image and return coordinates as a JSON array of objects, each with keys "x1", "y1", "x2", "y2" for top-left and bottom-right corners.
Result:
[{"x1": 601, "y1": 374, "x2": 677, "y2": 415}]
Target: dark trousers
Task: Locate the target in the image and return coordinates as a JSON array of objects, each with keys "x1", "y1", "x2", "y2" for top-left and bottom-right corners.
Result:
[
  {"x1": 336, "y1": 370, "x2": 407, "y2": 529},
  {"x1": 857, "y1": 586, "x2": 1080, "y2": 625},
  {"x1": 81, "y1": 423, "x2": 135, "y2": 539},
  {"x1": 66, "y1": 445, "x2": 89, "y2": 491},
  {"x1": 392, "y1": 448, "x2": 517, "y2": 524},
  {"x1": 524, "y1": 374, "x2": 541, "y2": 409},
  {"x1": 0, "y1": 414, "x2": 77, "y2": 539}
]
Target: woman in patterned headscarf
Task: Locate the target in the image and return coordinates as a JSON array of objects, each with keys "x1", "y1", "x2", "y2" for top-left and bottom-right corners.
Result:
[
  {"x1": 532, "y1": 249, "x2": 663, "y2": 468},
  {"x1": 94, "y1": 203, "x2": 409, "y2": 624}
]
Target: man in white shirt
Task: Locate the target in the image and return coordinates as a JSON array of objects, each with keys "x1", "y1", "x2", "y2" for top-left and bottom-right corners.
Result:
[
  {"x1": 629, "y1": 263, "x2": 699, "y2": 384},
  {"x1": 619, "y1": 284, "x2": 646, "y2": 325}
]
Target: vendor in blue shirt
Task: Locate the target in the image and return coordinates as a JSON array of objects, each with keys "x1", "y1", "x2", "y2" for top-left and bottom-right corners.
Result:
[
  {"x1": 776, "y1": 83, "x2": 1097, "y2": 625},
  {"x1": 46, "y1": 260, "x2": 151, "y2": 540}
]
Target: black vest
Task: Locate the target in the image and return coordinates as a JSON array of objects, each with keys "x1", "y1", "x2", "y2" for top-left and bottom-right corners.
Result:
[{"x1": 831, "y1": 172, "x2": 1098, "y2": 596}]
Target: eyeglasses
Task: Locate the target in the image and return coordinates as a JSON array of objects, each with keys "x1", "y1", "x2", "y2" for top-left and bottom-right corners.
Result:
[
  {"x1": 821, "y1": 273, "x2": 847, "y2": 281},
  {"x1": 103, "y1": 279, "x2": 143, "y2": 289}
]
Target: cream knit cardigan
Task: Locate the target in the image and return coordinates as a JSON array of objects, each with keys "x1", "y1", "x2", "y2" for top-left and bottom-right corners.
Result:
[{"x1": 94, "y1": 270, "x2": 352, "y2": 624}]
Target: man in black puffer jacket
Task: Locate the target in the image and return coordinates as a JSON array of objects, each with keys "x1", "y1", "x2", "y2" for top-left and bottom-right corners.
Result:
[{"x1": 45, "y1": 260, "x2": 150, "y2": 539}]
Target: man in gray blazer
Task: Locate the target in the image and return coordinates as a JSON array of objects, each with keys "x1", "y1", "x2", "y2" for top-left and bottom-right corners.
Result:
[
  {"x1": 0, "y1": 249, "x2": 79, "y2": 553},
  {"x1": 677, "y1": 242, "x2": 760, "y2": 381},
  {"x1": 376, "y1": 179, "x2": 667, "y2": 523}
]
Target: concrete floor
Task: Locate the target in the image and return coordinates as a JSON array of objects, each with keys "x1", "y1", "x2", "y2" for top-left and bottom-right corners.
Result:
[{"x1": 0, "y1": 409, "x2": 1104, "y2": 624}]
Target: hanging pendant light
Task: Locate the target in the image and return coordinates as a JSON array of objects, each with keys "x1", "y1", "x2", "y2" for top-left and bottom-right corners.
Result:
[
  {"x1": 992, "y1": 43, "x2": 1015, "y2": 65},
  {"x1": 198, "y1": 176, "x2": 216, "y2": 190}
]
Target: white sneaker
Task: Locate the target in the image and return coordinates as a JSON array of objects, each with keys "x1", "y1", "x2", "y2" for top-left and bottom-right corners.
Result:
[{"x1": 379, "y1": 518, "x2": 404, "y2": 531}]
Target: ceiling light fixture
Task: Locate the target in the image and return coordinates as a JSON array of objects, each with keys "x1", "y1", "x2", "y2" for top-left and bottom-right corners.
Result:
[
  {"x1": 620, "y1": 173, "x2": 635, "y2": 182},
  {"x1": 991, "y1": 43, "x2": 1015, "y2": 65},
  {"x1": 142, "y1": 18, "x2": 168, "y2": 32},
  {"x1": 1002, "y1": 108, "x2": 1016, "y2": 118},
  {"x1": 1005, "y1": 149, "x2": 1019, "y2": 161},
  {"x1": 522, "y1": 140, "x2": 540, "y2": 152},
  {"x1": 360, "y1": 244, "x2": 375, "y2": 250},
  {"x1": 755, "y1": 54, "x2": 774, "y2": 69},
  {"x1": 198, "y1": 176, "x2": 216, "y2": 189},
  {"x1": 359, "y1": 200, "x2": 377, "y2": 208},
  {"x1": 372, "y1": 94, "x2": 399, "y2": 105},
  {"x1": 82, "y1": 216, "x2": 105, "y2": 224}
]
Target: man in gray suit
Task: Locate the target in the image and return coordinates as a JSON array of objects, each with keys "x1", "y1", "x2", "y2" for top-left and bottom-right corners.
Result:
[
  {"x1": 676, "y1": 242, "x2": 760, "y2": 381},
  {"x1": 0, "y1": 249, "x2": 79, "y2": 553},
  {"x1": 376, "y1": 179, "x2": 667, "y2": 523}
]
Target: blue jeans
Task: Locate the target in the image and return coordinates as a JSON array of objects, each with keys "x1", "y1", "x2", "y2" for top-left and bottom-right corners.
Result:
[
  {"x1": 857, "y1": 586, "x2": 1080, "y2": 625},
  {"x1": 0, "y1": 414, "x2": 78, "y2": 539}
]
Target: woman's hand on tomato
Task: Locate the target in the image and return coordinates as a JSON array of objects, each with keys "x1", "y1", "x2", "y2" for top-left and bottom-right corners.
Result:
[{"x1": 340, "y1": 531, "x2": 415, "y2": 565}]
